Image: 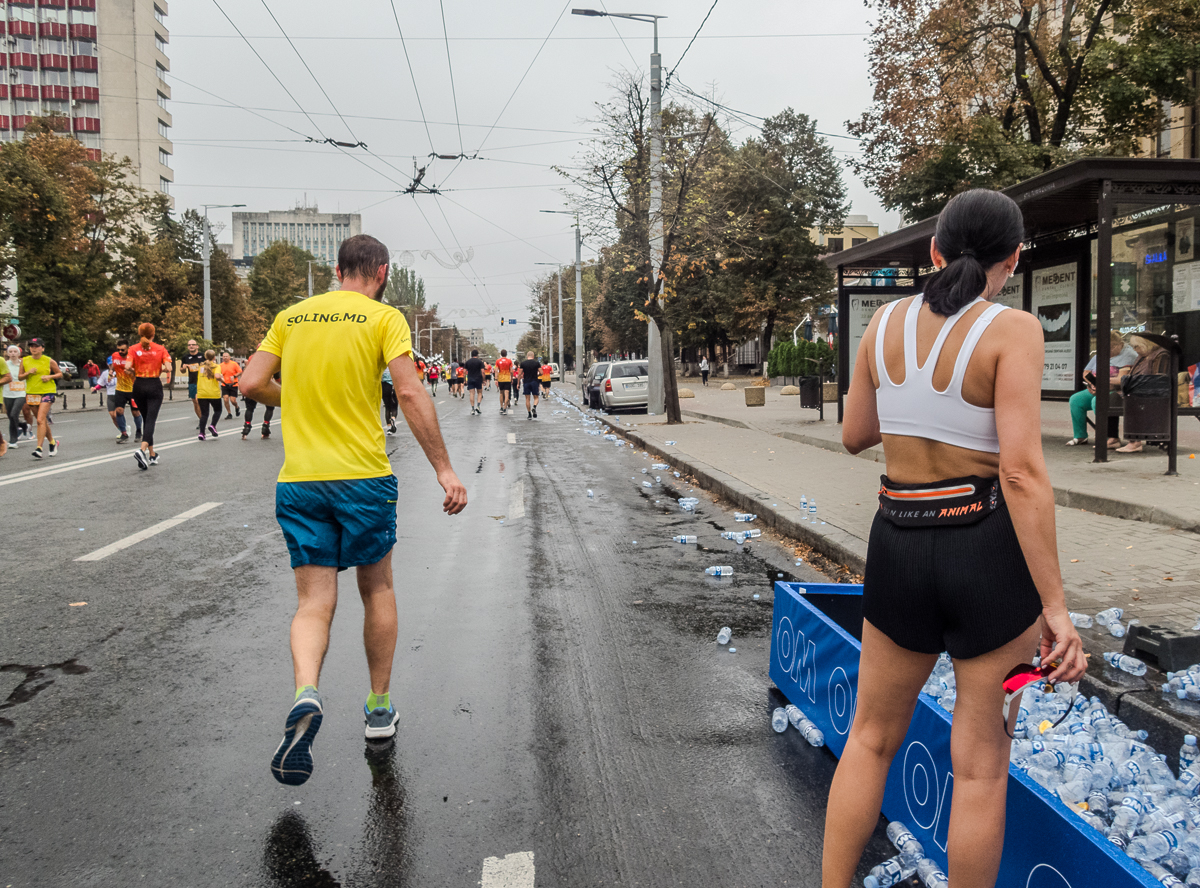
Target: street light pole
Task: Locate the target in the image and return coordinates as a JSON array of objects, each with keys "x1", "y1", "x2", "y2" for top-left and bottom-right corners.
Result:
[
  {"x1": 540, "y1": 208, "x2": 587, "y2": 390},
  {"x1": 200, "y1": 203, "x2": 245, "y2": 342},
  {"x1": 572, "y1": 8, "x2": 665, "y2": 412}
]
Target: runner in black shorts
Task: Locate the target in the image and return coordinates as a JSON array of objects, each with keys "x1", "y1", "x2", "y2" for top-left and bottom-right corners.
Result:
[
  {"x1": 519, "y1": 351, "x2": 541, "y2": 420},
  {"x1": 128, "y1": 323, "x2": 171, "y2": 470},
  {"x1": 179, "y1": 339, "x2": 204, "y2": 430},
  {"x1": 464, "y1": 349, "x2": 486, "y2": 416},
  {"x1": 822, "y1": 189, "x2": 1086, "y2": 888}
]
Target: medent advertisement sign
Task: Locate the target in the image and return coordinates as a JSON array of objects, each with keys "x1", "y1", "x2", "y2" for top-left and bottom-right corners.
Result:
[
  {"x1": 1030, "y1": 262, "x2": 1079, "y2": 391},
  {"x1": 769, "y1": 583, "x2": 1157, "y2": 888},
  {"x1": 848, "y1": 294, "x2": 905, "y2": 384}
]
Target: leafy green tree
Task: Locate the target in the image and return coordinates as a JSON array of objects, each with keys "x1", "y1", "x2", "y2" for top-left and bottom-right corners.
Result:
[
  {"x1": 248, "y1": 241, "x2": 333, "y2": 320},
  {"x1": 382, "y1": 265, "x2": 426, "y2": 309}
]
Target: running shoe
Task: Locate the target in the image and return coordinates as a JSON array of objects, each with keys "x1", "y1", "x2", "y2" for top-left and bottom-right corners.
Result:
[
  {"x1": 6, "y1": 440, "x2": 15, "y2": 449},
  {"x1": 364, "y1": 704, "x2": 399, "y2": 740},
  {"x1": 226, "y1": 413, "x2": 233, "y2": 420},
  {"x1": 262, "y1": 424, "x2": 271, "y2": 439},
  {"x1": 148, "y1": 454, "x2": 159, "y2": 466},
  {"x1": 528, "y1": 410, "x2": 532, "y2": 420},
  {"x1": 208, "y1": 424, "x2": 219, "y2": 438},
  {"x1": 235, "y1": 404, "x2": 240, "y2": 416},
  {"x1": 388, "y1": 419, "x2": 396, "y2": 435},
  {"x1": 532, "y1": 406, "x2": 537, "y2": 418},
  {"x1": 271, "y1": 688, "x2": 323, "y2": 786},
  {"x1": 47, "y1": 440, "x2": 58, "y2": 456},
  {"x1": 134, "y1": 432, "x2": 142, "y2": 443},
  {"x1": 133, "y1": 449, "x2": 148, "y2": 470},
  {"x1": 118, "y1": 433, "x2": 128, "y2": 444},
  {"x1": 198, "y1": 433, "x2": 206, "y2": 441},
  {"x1": 31, "y1": 447, "x2": 42, "y2": 459}
]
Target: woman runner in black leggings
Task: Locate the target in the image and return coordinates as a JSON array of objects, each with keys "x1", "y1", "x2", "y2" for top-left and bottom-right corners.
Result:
[
  {"x1": 129, "y1": 322, "x2": 171, "y2": 470},
  {"x1": 822, "y1": 190, "x2": 1088, "y2": 888}
]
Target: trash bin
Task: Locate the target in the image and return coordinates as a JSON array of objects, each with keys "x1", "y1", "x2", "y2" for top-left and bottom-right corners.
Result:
[
  {"x1": 1122, "y1": 374, "x2": 1172, "y2": 441},
  {"x1": 799, "y1": 376, "x2": 822, "y2": 409}
]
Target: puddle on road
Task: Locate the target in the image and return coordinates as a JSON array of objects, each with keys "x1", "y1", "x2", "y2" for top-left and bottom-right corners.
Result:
[{"x1": 0, "y1": 658, "x2": 91, "y2": 728}]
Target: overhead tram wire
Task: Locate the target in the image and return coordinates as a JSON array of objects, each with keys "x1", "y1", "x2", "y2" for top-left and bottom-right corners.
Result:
[
  {"x1": 438, "y1": 0, "x2": 573, "y2": 190},
  {"x1": 664, "y1": 0, "x2": 719, "y2": 89},
  {"x1": 438, "y1": 194, "x2": 563, "y2": 262},
  {"x1": 438, "y1": 0, "x2": 465, "y2": 155},
  {"x1": 411, "y1": 199, "x2": 499, "y2": 318},
  {"x1": 433, "y1": 196, "x2": 501, "y2": 314},
  {"x1": 388, "y1": 0, "x2": 436, "y2": 155},
  {"x1": 212, "y1": 0, "x2": 411, "y2": 189},
  {"x1": 670, "y1": 75, "x2": 863, "y2": 142}
]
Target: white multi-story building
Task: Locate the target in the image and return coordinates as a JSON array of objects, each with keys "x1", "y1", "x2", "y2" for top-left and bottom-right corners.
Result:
[
  {"x1": 464, "y1": 328, "x2": 484, "y2": 347},
  {"x1": 232, "y1": 205, "x2": 362, "y2": 265},
  {"x1": 0, "y1": 0, "x2": 174, "y2": 204}
]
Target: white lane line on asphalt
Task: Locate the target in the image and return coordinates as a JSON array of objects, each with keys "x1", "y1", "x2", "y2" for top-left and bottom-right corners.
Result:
[
  {"x1": 508, "y1": 478, "x2": 525, "y2": 520},
  {"x1": 75, "y1": 502, "x2": 222, "y2": 562},
  {"x1": 506, "y1": 433, "x2": 516, "y2": 444},
  {"x1": 0, "y1": 435, "x2": 201, "y2": 487},
  {"x1": 157, "y1": 415, "x2": 198, "y2": 423},
  {"x1": 481, "y1": 852, "x2": 534, "y2": 888}
]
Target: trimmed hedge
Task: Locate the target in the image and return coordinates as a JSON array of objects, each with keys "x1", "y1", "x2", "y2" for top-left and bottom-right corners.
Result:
[{"x1": 767, "y1": 339, "x2": 836, "y2": 378}]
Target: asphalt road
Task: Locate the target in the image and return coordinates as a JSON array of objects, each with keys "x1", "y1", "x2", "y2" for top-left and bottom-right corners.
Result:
[{"x1": 0, "y1": 387, "x2": 891, "y2": 887}]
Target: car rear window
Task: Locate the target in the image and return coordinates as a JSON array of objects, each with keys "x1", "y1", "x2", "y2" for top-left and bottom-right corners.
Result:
[
  {"x1": 590, "y1": 363, "x2": 609, "y2": 379},
  {"x1": 611, "y1": 363, "x2": 648, "y2": 378}
]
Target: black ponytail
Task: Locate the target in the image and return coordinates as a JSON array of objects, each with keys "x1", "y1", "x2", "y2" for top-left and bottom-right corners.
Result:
[{"x1": 923, "y1": 189, "x2": 1024, "y2": 316}]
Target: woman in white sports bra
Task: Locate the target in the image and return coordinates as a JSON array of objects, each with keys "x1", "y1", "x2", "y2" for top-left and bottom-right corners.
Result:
[{"x1": 822, "y1": 190, "x2": 1087, "y2": 888}]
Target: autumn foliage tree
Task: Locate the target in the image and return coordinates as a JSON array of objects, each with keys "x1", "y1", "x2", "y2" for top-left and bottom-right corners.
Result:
[{"x1": 851, "y1": 0, "x2": 1200, "y2": 220}]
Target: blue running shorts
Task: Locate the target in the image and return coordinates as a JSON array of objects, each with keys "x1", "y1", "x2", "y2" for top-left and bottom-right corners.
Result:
[
  {"x1": 276, "y1": 475, "x2": 398, "y2": 570},
  {"x1": 522, "y1": 380, "x2": 540, "y2": 396}
]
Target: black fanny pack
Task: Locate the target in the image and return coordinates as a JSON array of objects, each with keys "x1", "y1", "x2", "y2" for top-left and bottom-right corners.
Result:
[{"x1": 877, "y1": 474, "x2": 1003, "y2": 527}]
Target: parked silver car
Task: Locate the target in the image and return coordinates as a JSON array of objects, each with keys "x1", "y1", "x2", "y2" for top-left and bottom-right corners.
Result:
[
  {"x1": 583, "y1": 361, "x2": 611, "y2": 408},
  {"x1": 599, "y1": 360, "x2": 649, "y2": 412}
]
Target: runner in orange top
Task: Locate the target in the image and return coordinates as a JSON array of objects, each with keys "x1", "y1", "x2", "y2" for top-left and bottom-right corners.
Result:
[
  {"x1": 539, "y1": 360, "x2": 552, "y2": 396},
  {"x1": 495, "y1": 350, "x2": 514, "y2": 414},
  {"x1": 128, "y1": 323, "x2": 171, "y2": 469},
  {"x1": 219, "y1": 352, "x2": 241, "y2": 419},
  {"x1": 109, "y1": 339, "x2": 144, "y2": 443}
]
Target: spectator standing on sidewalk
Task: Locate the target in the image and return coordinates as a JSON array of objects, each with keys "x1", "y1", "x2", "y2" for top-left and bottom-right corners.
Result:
[
  {"x1": 699, "y1": 356, "x2": 710, "y2": 386},
  {"x1": 823, "y1": 189, "x2": 1087, "y2": 888},
  {"x1": 83, "y1": 359, "x2": 100, "y2": 389}
]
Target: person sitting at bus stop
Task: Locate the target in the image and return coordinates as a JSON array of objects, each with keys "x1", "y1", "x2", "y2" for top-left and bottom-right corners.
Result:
[
  {"x1": 1112, "y1": 335, "x2": 1173, "y2": 454},
  {"x1": 1065, "y1": 330, "x2": 1138, "y2": 448}
]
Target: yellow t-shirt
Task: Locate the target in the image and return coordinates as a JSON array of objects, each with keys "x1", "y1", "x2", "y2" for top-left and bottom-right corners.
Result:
[
  {"x1": 196, "y1": 362, "x2": 222, "y2": 399},
  {"x1": 258, "y1": 290, "x2": 413, "y2": 482},
  {"x1": 22, "y1": 355, "x2": 55, "y2": 395}
]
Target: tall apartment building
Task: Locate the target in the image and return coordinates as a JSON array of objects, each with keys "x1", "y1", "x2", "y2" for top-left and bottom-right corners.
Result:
[
  {"x1": 232, "y1": 205, "x2": 363, "y2": 266},
  {"x1": 0, "y1": 0, "x2": 174, "y2": 203}
]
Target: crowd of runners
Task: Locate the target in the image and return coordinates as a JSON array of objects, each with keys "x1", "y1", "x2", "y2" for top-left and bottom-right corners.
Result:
[{"x1": 412, "y1": 349, "x2": 555, "y2": 420}]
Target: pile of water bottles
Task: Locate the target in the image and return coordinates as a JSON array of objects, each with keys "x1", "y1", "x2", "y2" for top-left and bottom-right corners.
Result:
[
  {"x1": 889, "y1": 650, "x2": 1200, "y2": 887},
  {"x1": 771, "y1": 702, "x2": 825, "y2": 747}
]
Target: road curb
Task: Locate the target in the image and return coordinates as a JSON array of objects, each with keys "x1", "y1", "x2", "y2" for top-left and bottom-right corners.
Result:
[
  {"x1": 681, "y1": 407, "x2": 1200, "y2": 536},
  {"x1": 567, "y1": 395, "x2": 868, "y2": 575}
]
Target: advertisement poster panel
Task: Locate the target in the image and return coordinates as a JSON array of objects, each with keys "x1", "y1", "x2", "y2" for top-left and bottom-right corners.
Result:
[
  {"x1": 1030, "y1": 262, "x2": 1079, "y2": 390},
  {"x1": 848, "y1": 293, "x2": 905, "y2": 383}
]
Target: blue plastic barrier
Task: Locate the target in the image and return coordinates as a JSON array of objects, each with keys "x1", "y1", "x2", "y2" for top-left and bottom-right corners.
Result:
[{"x1": 769, "y1": 581, "x2": 1157, "y2": 888}]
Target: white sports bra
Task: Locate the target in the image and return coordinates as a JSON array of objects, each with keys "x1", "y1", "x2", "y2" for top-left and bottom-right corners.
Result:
[{"x1": 874, "y1": 293, "x2": 1008, "y2": 453}]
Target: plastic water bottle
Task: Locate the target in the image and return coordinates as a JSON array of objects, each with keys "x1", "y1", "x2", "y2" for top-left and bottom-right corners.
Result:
[
  {"x1": 705, "y1": 566, "x2": 732, "y2": 577},
  {"x1": 863, "y1": 855, "x2": 916, "y2": 888},
  {"x1": 885, "y1": 821, "x2": 924, "y2": 864},
  {"x1": 783, "y1": 703, "x2": 826, "y2": 746},
  {"x1": 587, "y1": 489, "x2": 594, "y2": 498},
  {"x1": 1140, "y1": 861, "x2": 1184, "y2": 887},
  {"x1": 915, "y1": 857, "x2": 949, "y2": 888},
  {"x1": 799, "y1": 494, "x2": 807, "y2": 512},
  {"x1": 720, "y1": 531, "x2": 747, "y2": 544},
  {"x1": 1104, "y1": 651, "x2": 1148, "y2": 676},
  {"x1": 1183, "y1": 736, "x2": 1199, "y2": 772},
  {"x1": 673, "y1": 535, "x2": 697, "y2": 544},
  {"x1": 642, "y1": 481, "x2": 653, "y2": 489},
  {"x1": 716, "y1": 627, "x2": 732, "y2": 645},
  {"x1": 664, "y1": 440, "x2": 676, "y2": 445},
  {"x1": 771, "y1": 707, "x2": 788, "y2": 733},
  {"x1": 745, "y1": 529, "x2": 762, "y2": 538},
  {"x1": 1128, "y1": 830, "x2": 1181, "y2": 862},
  {"x1": 1096, "y1": 607, "x2": 1127, "y2": 637},
  {"x1": 1070, "y1": 612, "x2": 1094, "y2": 628},
  {"x1": 734, "y1": 512, "x2": 756, "y2": 522},
  {"x1": 808, "y1": 498, "x2": 817, "y2": 519}
]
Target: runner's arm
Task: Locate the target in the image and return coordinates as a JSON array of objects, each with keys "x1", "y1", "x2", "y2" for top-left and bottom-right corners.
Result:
[
  {"x1": 993, "y1": 310, "x2": 1085, "y2": 683},
  {"x1": 0, "y1": 369, "x2": 9, "y2": 387},
  {"x1": 239, "y1": 351, "x2": 282, "y2": 406},
  {"x1": 389, "y1": 353, "x2": 467, "y2": 515}
]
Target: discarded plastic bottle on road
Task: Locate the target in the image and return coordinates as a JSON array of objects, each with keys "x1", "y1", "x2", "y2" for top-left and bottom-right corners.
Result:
[
  {"x1": 885, "y1": 821, "x2": 925, "y2": 865},
  {"x1": 665, "y1": 440, "x2": 677, "y2": 445},
  {"x1": 717, "y1": 627, "x2": 732, "y2": 645},
  {"x1": 642, "y1": 481, "x2": 653, "y2": 489},
  {"x1": 587, "y1": 489, "x2": 594, "y2": 498},
  {"x1": 800, "y1": 494, "x2": 807, "y2": 512},
  {"x1": 1183, "y1": 736, "x2": 1199, "y2": 772},
  {"x1": 733, "y1": 512, "x2": 756, "y2": 522},
  {"x1": 915, "y1": 857, "x2": 949, "y2": 888},
  {"x1": 720, "y1": 530, "x2": 747, "y2": 544},
  {"x1": 771, "y1": 707, "x2": 788, "y2": 733},
  {"x1": 1069, "y1": 612, "x2": 1094, "y2": 628},
  {"x1": 863, "y1": 855, "x2": 916, "y2": 888},
  {"x1": 783, "y1": 704, "x2": 825, "y2": 746},
  {"x1": 1104, "y1": 651, "x2": 1148, "y2": 676},
  {"x1": 705, "y1": 566, "x2": 733, "y2": 577},
  {"x1": 808, "y1": 498, "x2": 817, "y2": 519},
  {"x1": 672, "y1": 535, "x2": 697, "y2": 544},
  {"x1": 1096, "y1": 607, "x2": 1127, "y2": 637},
  {"x1": 745, "y1": 529, "x2": 762, "y2": 538}
]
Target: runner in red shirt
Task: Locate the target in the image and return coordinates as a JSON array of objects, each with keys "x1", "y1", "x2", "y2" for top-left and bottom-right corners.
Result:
[
  {"x1": 495, "y1": 350, "x2": 514, "y2": 414},
  {"x1": 128, "y1": 323, "x2": 172, "y2": 470}
]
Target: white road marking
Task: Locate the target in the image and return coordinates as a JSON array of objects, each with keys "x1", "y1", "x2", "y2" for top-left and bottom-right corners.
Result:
[
  {"x1": 75, "y1": 502, "x2": 222, "y2": 562},
  {"x1": 0, "y1": 435, "x2": 202, "y2": 487},
  {"x1": 481, "y1": 852, "x2": 534, "y2": 888},
  {"x1": 508, "y1": 478, "x2": 525, "y2": 520},
  {"x1": 506, "y1": 433, "x2": 516, "y2": 444}
]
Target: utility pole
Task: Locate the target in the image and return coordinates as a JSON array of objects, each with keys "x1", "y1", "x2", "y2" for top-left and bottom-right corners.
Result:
[
  {"x1": 647, "y1": 17, "x2": 665, "y2": 415},
  {"x1": 575, "y1": 222, "x2": 583, "y2": 385},
  {"x1": 556, "y1": 268, "x2": 564, "y2": 375}
]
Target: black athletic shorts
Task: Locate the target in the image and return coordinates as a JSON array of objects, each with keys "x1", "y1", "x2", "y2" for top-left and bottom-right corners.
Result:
[
  {"x1": 467, "y1": 377, "x2": 483, "y2": 391},
  {"x1": 523, "y1": 381, "x2": 540, "y2": 396},
  {"x1": 863, "y1": 476, "x2": 1043, "y2": 660},
  {"x1": 221, "y1": 383, "x2": 238, "y2": 397},
  {"x1": 114, "y1": 389, "x2": 138, "y2": 410},
  {"x1": 499, "y1": 381, "x2": 511, "y2": 392}
]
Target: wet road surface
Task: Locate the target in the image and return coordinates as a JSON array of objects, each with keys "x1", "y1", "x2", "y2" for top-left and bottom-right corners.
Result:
[{"x1": 0, "y1": 390, "x2": 892, "y2": 886}]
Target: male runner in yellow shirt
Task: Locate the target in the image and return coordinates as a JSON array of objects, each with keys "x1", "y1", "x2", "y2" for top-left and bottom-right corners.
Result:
[{"x1": 242, "y1": 234, "x2": 468, "y2": 786}]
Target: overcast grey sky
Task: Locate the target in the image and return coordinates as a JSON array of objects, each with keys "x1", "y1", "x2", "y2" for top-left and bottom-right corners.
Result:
[{"x1": 167, "y1": 1, "x2": 894, "y2": 352}]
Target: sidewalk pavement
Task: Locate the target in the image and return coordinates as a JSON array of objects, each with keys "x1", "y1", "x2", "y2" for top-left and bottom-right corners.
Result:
[{"x1": 560, "y1": 379, "x2": 1200, "y2": 635}]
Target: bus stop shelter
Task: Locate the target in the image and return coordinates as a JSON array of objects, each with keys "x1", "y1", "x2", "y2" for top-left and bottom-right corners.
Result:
[{"x1": 825, "y1": 158, "x2": 1200, "y2": 467}]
